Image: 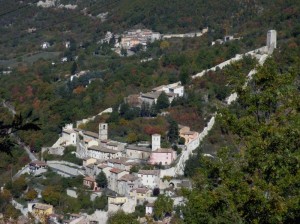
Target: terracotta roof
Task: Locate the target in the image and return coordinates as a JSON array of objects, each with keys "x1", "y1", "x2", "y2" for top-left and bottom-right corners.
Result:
[
  {"x1": 119, "y1": 174, "x2": 138, "y2": 182},
  {"x1": 110, "y1": 168, "x2": 125, "y2": 174},
  {"x1": 88, "y1": 145, "x2": 118, "y2": 154},
  {"x1": 84, "y1": 176, "x2": 95, "y2": 182},
  {"x1": 152, "y1": 148, "x2": 173, "y2": 153},
  {"x1": 30, "y1": 160, "x2": 47, "y2": 167},
  {"x1": 97, "y1": 164, "x2": 108, "y2": 169},
  {"x1": 130, "y1": 187, "x2": 150, "y2": 194},
  {"x1": 182, "y1": 131, "x2": 196, "y2": 135},
  {"x1": 138, "y1": 169, "x2": 160, "y2": 176}
]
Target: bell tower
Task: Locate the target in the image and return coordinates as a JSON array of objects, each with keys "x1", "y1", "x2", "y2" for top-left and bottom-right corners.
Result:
[{"x1": 99, "y1": 123, "x2": 108, "y2": 140}]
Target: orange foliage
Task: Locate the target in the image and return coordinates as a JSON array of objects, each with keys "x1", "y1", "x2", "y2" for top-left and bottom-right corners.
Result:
[
  {"x1": 17, "y1": 65, "x2": 29, "y2": 74},
  {"x1": 32, "y1": 98, "x2": 41, "y2": 111},
  {"x1": 73, "y1": 86, "x2": 86, "y2": 94},
  {"x1": 144, "y1": 125, "x2": 165, "y2": 135},
  {"x1": 26, "y1": 85, "x2": 33, "y2": 98}
]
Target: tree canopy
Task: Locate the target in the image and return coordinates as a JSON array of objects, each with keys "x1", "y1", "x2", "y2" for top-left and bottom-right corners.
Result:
[
  {"x1": 181, "y1": 56, "x2": 300, "y2": 223},
  {"x1": 96, "y1": 170, "x2": 108, "y2": 188}
]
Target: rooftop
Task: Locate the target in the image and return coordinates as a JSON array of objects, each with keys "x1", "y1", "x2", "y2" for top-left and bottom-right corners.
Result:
[
  {"x1": 130, "y1": 187, "x2": 151, "y2": 194},
  {"x1": 146, "y1": 202, "x2": 154, "y2": 207},
  {"x1": 30, "y1": 160, "x2": 47, "y2": 167},
  {"x1": 141, "y1": 91, "x2": 161, "y2": 99},
  {"x1": 110, "y1": 168, "x2": 125, "y2": 174},
  {"x1": 107, "y1": 157, "x2": 128, "y2": 165},
  {"x1": 152, "y1": 148, "x2": 174, "y2": 153},
  {"x1": 83, "y1": 131, "x2": 98, "y2": 138},
  {"x1": 119, "y1": 174, "x2": 139, "y2": 182},
  {"x1": 182, "y1": 131, "x2": 197, "y2": 135},
  {"x1": 84, "y1": 176, "x2": 95, "y2": 182},
  {"x1": 138, "y1": 169, "x2": 160, "y2": 176},
  {"x1": 126, "y1": 144, "x2": 152, "y2": 152},
  {"x1": 33, "y1": 203, "x2": 53, "y2": 210},
  {"x1": 62, "y1": 129, "x2": 75, "y2": 134},
  {"x1": 88, "y1": 145, "x2": 119, "y2": 154}
]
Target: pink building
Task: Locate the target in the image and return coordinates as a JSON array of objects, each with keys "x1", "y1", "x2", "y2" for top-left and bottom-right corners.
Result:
[{"x1": 148, "y1": 148, "x2": 177, "y2": 166}]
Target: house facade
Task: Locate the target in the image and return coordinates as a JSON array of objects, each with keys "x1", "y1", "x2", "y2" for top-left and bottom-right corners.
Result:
[
  {"x1": 129, "y1": 187, "x2": 152, "y2": 204},
  {"x1": 108, "y1": 168, "x2": 129, "y2": 192},
  {"x1": 117, "y1": 174, "x2": 140, "y2": 196},
  {"x1": 137, "y1": 170, "x2": 160, "y2": 189},
  {"x1": 148, "y1": 148, "x2": 177, "y2": 166},
  {"x1": 87, "y1": 145, "x2": 122, "y2": 160}
]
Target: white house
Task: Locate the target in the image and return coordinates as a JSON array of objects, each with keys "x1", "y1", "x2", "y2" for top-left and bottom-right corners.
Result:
[
  {"x1": 87, "y1": 145, "x2": 122, "y2": 160},
  {"x1": 137, "y1": 170, "x2": 160, "y2": 189},
  {"x1": 41, "y1": 42, "x2": 50, "y2": 49},
  {"x1": 145, "y1": 203, "x2": 154, "y2": 215}
]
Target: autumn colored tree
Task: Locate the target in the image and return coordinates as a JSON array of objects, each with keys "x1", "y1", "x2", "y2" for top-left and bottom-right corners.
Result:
[{"x1": 24, "y1": 188, "x2": 38, "y2": 201}]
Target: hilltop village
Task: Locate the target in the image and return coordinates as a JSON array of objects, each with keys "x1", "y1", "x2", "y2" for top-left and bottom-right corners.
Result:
[{"x1": 0, "y1": 28, "x2": 281, "y2": 224}]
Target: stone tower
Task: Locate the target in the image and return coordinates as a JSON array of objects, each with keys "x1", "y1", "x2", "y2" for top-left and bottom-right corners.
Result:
[
  {"x1": 99, "y1": 123, "x2": 108, "y2": 141},
  {"x1": 152, "y1": 134, "x2": 161, "y2": 151},
  {"x1": 267, "y1": 30, "x2": 277, "y2": 53}
]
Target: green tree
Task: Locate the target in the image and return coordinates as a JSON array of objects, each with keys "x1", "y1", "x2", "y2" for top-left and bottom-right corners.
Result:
[
  {"x1": 167, "y1": 119, "x2": 179, "y2": 143},
  {"x1": 107, "y1": 210, "x2": 139, "y2": 224},
  {"x1": 154, "y1": 195, "x2": 173, "y2": 220},
  {"x1": 96, "y1": 170, "x2": 108, "y2": 188},
  {"x1": 94, "y1": 195, "x2": 108, "y2": 210},
  {"x1": 121, "y1": 48, "x2": 128, "y2": 56},
  {"x1": 156, "y1": 92, "x2": 170, "y2": 111},
  {"x1": 5, "y1": 175, "x2": 27, "y2": 198},
  {"x1": 182, "y1": 57, "x2": 300, "y2": 223},
  {"x1": 42, "y1": 186, "x2": 61, "y2": 206},
  {"x1": 24, "y1": 188, "x2": 38, "y2": 201},
  {"x1": 71, "y1": 62, "x2": 77, "y2": 75}
]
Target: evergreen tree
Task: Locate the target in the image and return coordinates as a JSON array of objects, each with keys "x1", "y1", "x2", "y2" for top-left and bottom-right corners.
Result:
[
  {"x1": 96, "y1": 171, "x2": 108, "y2": 188},
  {"x1": 168, "y1": 119, "x2": 179, "y2": 143},
  {"x1": 156, "y1": 92, "x2": 170, "y2": 111},
  {"x1": 71, "y1": 62, "x2": 77, "y2": 75},
  {"x1": 140, "y1": 102, "x2": 150, "y2": 117},
  {"x1": 150, "y1": 102, "x2": 158, "y2": 117}
]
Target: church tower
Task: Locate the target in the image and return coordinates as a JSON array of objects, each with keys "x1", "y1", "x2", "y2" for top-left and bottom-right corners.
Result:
[
  {"x1": 152, "y1": 134, "x2": 161, "y2": 151},
  {"x1": 99, "y1": 123, "x2": 108, "y2": 141}
]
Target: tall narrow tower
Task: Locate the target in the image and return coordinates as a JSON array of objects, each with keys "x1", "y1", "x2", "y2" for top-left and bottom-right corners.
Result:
[
  {"x1": 267, "y1": 30, "x2": 277, "y2": 53},
  {"x1": 152, "y1": 134, "x2": 161, "y2": 151},
  {"x1": 99, "y1": 123, "x2": 108, "y2": 141}
]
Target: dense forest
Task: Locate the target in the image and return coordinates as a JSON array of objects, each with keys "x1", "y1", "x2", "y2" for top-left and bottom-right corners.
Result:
[{"x1": 181, "y1": 41, "x2": 300, "y2": 223}]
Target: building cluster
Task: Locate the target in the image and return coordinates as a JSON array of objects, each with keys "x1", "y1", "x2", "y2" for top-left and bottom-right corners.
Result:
[
  {"x1": 125, "y1": 81, "x2": 184, "y2": 107},
  {"x1": 211, "y1": 35, "x2": 242, "y2": 46},
  {"x1": 119, "y1": 29, "x2": 161, "y2": 50},
  {"x1": 51, "y1": 120, "x2": 197, "y2": 209}
]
